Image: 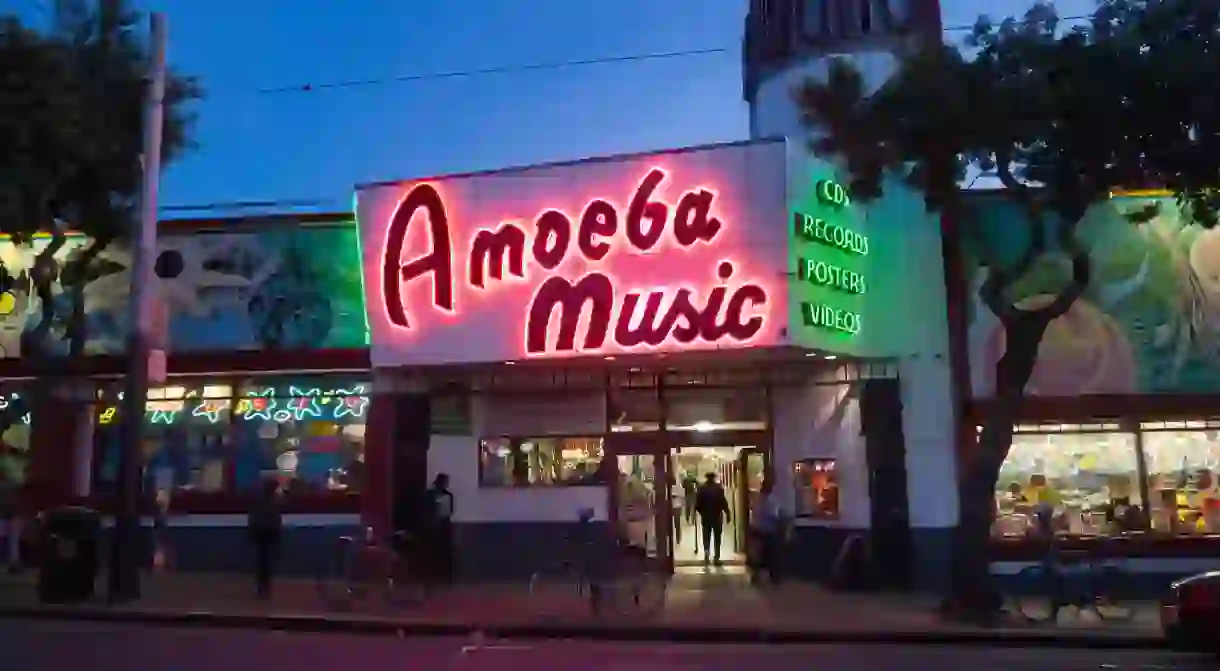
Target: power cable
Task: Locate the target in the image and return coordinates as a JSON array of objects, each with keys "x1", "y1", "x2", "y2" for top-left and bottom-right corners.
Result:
[{"x1": 223, "y1": 15, "x2": 1092, "y2": 98}]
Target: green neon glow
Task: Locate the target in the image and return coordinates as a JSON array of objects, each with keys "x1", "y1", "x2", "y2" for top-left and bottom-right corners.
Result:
[
  {"x1": 791, "y1": 177, "x2": 866, "y2": 340},
  {"x1": 816, "y1": 179, "x2": 851, "y2": 209},
  {"x1": 352, "y1": 191, "x2": 371, "y2": 346}
]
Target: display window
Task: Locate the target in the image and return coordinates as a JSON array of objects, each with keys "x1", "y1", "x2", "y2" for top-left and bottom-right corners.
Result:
[
  {"x1": 478, "y1": 436, "x2": 603, "y2": 487},
  {"x1": 1140, "y1": 421, "x2": 1220, "y2": 535},
  {"x1": 232, "y1": 377, "x2": 367, "y2": 494},
  {"x1": 992, "y1": 420, "x2": 1220, "y2": 539},
  {"x1": 0, "y1": 390, "x2": 29, "y2": 487},
  {"x1": 793, "y1": 458, "x2": 839, "y2": 519},
  {"x1": 92, "y1": 376, "x2": 368, "y2": 497}
]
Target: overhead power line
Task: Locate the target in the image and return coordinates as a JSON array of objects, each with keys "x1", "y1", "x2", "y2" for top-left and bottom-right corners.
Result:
[
  {"x1": 248, "y1": 47, "x2": 731, "y2": 96},
  {"x1": 227, "y1": 14, "x2": 1090, "y2": 98}
]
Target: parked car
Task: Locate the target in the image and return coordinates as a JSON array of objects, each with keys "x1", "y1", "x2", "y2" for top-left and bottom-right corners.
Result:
[{"x1": 1163, "y1": 570, "x2": 1220, "y2": 653}]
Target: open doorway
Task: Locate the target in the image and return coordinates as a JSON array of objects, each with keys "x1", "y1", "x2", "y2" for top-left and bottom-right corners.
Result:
[{"x1": 670, "y1": 446, "x2": 762, "y2": 566}]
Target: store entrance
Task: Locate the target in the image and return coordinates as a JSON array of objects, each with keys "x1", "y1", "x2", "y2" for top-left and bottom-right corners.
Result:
[
  {"x1": 607, "y1": 432, "x2": 769, "y2": 572},
  {"x1": 669, "y1": 446, "x2": 763, "y2": 566}
]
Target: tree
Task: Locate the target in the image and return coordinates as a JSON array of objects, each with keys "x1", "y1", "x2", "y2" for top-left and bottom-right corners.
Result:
[
  {"x1": 0, "y1": 0, "x2": 200, "y2": 474},
  {"x1": 794, "y1": 0, "x2": 1220, "y2": 618}
]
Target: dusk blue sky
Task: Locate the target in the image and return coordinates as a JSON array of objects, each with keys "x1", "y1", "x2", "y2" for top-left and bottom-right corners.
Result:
[{"x1": 10, "y1": 0, "x2": 1093, "y2": 214}]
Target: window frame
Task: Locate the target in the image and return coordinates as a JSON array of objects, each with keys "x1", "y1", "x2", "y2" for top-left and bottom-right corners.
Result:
[
  {"x1": 792, "y1": 457, "x2": 840, "y2": 520},
  {"x1": 89, "y1": 374, "x2": 371, "y2": 501},
  {"x1": 476, "y1": 433, "x2": 606, "y2": 489}
]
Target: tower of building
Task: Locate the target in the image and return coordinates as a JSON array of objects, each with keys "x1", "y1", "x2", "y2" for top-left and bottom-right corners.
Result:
[{"x1": 742, "y1": 0, "x2": 943, "y2": 140}]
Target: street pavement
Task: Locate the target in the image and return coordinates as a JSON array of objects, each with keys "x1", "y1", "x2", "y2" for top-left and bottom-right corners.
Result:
[
  {"x1": 0, "y1": 618, "x2": 1211, "y2": 671},
  {"x1": 0, "y1": 567, "x2": 1168, "y2": 646}
]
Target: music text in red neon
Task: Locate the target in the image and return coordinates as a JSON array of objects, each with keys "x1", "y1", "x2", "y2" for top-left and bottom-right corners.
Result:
[{"x1": 378, "y1": 167, "x2": 769, "y2": 357}]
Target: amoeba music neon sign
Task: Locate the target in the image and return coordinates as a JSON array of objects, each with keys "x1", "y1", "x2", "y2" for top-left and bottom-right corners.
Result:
[{"x1": 97, "y1": 384, "x2": 370, "y2": 426}]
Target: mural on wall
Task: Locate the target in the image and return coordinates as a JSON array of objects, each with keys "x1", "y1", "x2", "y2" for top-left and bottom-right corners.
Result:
[
  {"x1": 966, "y1": 195, "x2": 1220, "y2": 397},
  {"x1": 0, "y1": 223, "x2": 366, "y2": 358}
]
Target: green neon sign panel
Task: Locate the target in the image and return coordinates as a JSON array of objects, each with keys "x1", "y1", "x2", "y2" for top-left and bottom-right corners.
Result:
[{"x1": 796, "y1": 179, "x2": 865, "y2": 336}]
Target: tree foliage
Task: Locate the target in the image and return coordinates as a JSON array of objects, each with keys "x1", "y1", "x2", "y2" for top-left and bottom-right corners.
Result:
[
  {"x1": 794, "y1": 0, "x2": 1220, "y2": 614},
  {"x1": 0, "y1": 0, "x2": 200, "y2": 359}
]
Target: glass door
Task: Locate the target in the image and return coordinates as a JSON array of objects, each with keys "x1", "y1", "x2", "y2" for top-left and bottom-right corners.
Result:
[
  {"x1": 736, "y1": 447, "x2": 767, "y2": 556},
  {"x1": 605, "y1": 435, "x2": 673, "y2": 573}
]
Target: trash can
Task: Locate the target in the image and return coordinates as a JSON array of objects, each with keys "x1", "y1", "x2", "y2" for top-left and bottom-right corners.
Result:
[{"x1": 37, "y1": 506, "x2": 100, "y2": 604}]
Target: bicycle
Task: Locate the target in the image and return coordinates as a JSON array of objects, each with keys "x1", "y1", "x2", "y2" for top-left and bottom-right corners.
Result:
[
  {"x1": 528, "y1": 508, "x2": 668, "y2": 619},
  {"x1": 1011, "y1": 543, "x2": 1135, "y2": 623},
  {"x1": 315, "y1": 527, "x2": 432, "y2": 610}
]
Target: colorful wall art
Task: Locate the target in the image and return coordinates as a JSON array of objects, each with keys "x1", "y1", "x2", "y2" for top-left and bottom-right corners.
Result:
[
  {"x1": 0, "y1": 221, "x2": 367, "y2": 358},
  {"x1": 965, "y1": 195, "x2": 1220, "y2": 397}
]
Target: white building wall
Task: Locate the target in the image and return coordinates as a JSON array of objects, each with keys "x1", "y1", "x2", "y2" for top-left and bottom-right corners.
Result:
[
  {"x1": 752, "y1": 51, "x2": 960, "y2": 536},
  {"x1": 771, "y1": 366, "x2": 870, "y2": 529}
]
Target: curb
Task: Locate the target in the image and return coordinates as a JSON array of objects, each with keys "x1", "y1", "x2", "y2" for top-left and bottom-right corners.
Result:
[{"x1": 0, "y1": 607, "x2": 1167, "y2": 649}]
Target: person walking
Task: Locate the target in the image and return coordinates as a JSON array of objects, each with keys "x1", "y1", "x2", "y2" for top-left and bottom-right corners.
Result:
[
  {"x1": 247, "y1": 479, "x2": 283, "y2": 599},
  {"x1": 681, "y1": 472, "x2": 699, "y2": 524},
  {"x1": 694, "y1": 472, "x2": 730, "y2": 566},
  {"x1": 425, "y1": 473, "x2": 455, "y2": 585}
]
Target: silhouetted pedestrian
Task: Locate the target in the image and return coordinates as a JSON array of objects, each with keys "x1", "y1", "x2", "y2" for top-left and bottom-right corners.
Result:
[{"x1": 247, "y1": 479, "x2": 283, "y2": 599}]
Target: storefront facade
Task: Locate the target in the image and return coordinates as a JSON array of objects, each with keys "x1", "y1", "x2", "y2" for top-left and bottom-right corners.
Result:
[
  {"x1": 0, "y1": 215, "x2": 370, "y2": 573},
  {"x1": 356, "y1": 138, "x2": 957, "y2": 587},
  {"x1": 963, "y1": 194, "x2": 1220, "y2": 587}
]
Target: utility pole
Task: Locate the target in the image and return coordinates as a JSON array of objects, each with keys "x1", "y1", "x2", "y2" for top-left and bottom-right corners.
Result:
[{"x1": 108, "y1": 11, "x2": 167, "y2": 604}]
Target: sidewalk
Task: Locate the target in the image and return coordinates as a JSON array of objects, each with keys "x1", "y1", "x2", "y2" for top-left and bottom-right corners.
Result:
[{"x1": 0, "y1": 569, "x2": 1166, "y2": 648}]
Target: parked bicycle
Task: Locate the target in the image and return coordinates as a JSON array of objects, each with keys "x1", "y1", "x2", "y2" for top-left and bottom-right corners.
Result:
[
  {"x1": 528, "y1": 508, "x2": 668, "y2": 619},
  {"x1": 1011, "y1": 542, "x2": 1135, "y2": 623},
  {"x1": 316, "y1": 527, "x2": 432, "y2": 610}
]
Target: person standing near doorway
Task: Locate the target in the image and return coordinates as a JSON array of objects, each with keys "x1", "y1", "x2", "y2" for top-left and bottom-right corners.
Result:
[
  {"x1": 750, "y1": 479, "x2": 788, "y2": 584},
  {"x1": 695, "y1": 472, "x2": 730, "y2": 566},
  {"x1": 425, "y1": 473, "x2": 456, "y2": 585},
  {"x1": 247, "y1": 479, "x2": 283, "y2": 599},
  {"x1": 681, "y1": 472, "x2": 699, "y2": 524},
  {"x1": 0, "y1": 470, "x2": 18, "y2": 573}
]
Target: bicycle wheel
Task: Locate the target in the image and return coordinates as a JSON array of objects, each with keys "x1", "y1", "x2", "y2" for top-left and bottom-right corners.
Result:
[
  {"x1": 610, "y1": 566, "x2": 668, "y2": 619},
  {"x1": 528, "y1": 562, "x2": 588, "y2": 621},
  {"x1": 1013, "y1": 566, "x2": 1057, "y2": 623},
  {"x1": 1090, "y1": 564, "x2": 1134, "y2": 621},
  {"x1": 384, "y1": 551, "x2": 431, "y2": 607},
  {"x1": 316, "y1": 536, "x2": 369, "y2": 610}
]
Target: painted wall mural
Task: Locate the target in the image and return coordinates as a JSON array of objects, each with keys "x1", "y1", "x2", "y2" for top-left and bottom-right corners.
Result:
[
  {"x1": 0, "y1": 222, "x2": 366, "y2": 358},
  {"x1": 966, "y1": 195, "x2": 1220, "y2": 397}
]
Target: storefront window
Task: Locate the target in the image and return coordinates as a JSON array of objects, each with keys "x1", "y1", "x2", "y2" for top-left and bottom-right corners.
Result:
[
  {"x1": 0, "y1": 391, "x2": 30, "y2": 486},
  {"x1": 93, "y1": 383, "x2": 233, "y2": 494},
  {"x1": 993, "y1": 424, "x2": 1141, "y2": 538},
  {"x1": 231, "y1": 378, "x2": 368, "y2": 495},
  {"x1": 479, "y1": 436, "x2": 603, "y2": 487},
  {"x1": 793, "y1": 458, "x2": 839, "y2": 519},
  {"x1": 1140, "y1": 422, "x2": 1220, "y2": 535}
]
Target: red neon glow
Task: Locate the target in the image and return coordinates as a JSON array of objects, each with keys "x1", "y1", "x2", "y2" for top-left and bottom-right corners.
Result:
[{"x1": 376, "y1": 166, "x2": 770, "y2": 357}]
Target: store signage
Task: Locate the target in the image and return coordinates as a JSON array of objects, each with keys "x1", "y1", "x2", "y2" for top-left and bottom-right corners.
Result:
[
  {"x1": 96, "y1": 384, "x2": 370, "y2": 425},
  {"x1": 379, "y1": 167, "x2": 770, "y2": 356},
  {"x1": 795, "y1": 179, "x2": 867, "y2": 336}
]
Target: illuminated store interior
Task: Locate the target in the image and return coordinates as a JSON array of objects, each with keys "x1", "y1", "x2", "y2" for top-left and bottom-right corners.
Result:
[
  {"x1": 89, "y1": 377, "x2": 369, "y2": 498},
  {"x1": 992, "y1": 421, "x2": 1220, "y2": 538}
]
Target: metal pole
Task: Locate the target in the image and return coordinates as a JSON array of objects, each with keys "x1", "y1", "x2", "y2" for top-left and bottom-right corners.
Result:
[{"x1": 108, "y1": 11, "x2": 166, "y2": 604}]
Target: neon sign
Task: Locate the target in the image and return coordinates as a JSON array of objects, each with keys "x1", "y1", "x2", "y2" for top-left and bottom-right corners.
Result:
[
  {"x1": 0, "y1": 393, "x2": 30, "y2": 425},
  {"x1": 794, "y1": 179, "x2": 866, "y2": 336},
  {"x1": 234, "y1": 385, "x2": 370, "y2": 423},
  {"x1": 817, "y1": 179, "x2": 851, "y2": 209},
  {"x1": 97, "y1": 384, "x2": 369, "y2": 425},
  {"x1": 379, "y1": 167, "x2": 770, "y2": 356}
]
